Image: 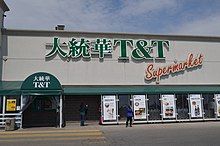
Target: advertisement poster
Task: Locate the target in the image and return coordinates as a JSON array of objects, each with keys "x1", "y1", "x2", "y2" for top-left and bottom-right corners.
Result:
[
  {"x1": 6, "y1": 99, "x2": 16, "y2": 111},
  {"x1": 189, "y1": 94, "x2": 202, "y2": 118},
  {"x1": 215, "y1": 94, "x2": 220, "y2": 117},
  {"x1": 133, "y1": 95, "x2": 146, "y2": 120},
  {"x1": 103, "y1": 95, "x2": 117, "y2": 121},
  {"x1": 162, "y1": 94, "x2": 176, "y2": 118}
]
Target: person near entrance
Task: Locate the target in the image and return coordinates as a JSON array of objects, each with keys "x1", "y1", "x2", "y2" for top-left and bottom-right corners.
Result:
[
  {"x1": 126, "y1": 105, "x2": 134, "y2": 127},
  {"x1": 56, "y1": 105, "x2": 60, "y2": 128},
  {"x1": 85, "y1": 104, "x2": 88, "y2": 120},
  {"x1": 79, "y1": 103, "x2": 87, "y2": 126}
]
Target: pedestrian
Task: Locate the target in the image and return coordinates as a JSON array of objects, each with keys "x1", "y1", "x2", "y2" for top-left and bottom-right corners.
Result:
[
  {"x1": 79, "y1": 103, "x2": 86, "y2": 126},
  {"x1": 126, "y1": 105, "x2": 134, "y2": 127},
  {"x1": 85, "y1": 104, "x2": 88, "y2": 120}
]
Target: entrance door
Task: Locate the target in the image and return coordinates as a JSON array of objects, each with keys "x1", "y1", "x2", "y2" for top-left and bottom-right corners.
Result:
[
  {"x1": 118, "y1": 95, "x2": 131, "y2": 122},
  {"x1": 23, "y1": 96, "x2": 58, "y2": 127},
  {"x1": 148, "y1": 94, "x2": 161, "y2": 121},
  {"x1": 64, "y1": 95, "x2": 101, "y2": 121},
  {"x1": 203, "y1": 94, "x2": 215, "y2": 119}
]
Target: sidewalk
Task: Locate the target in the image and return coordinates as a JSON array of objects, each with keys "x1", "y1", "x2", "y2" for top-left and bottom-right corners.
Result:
[{"x1": 0, "y1": 120, "x2": 102, "y2": 132}]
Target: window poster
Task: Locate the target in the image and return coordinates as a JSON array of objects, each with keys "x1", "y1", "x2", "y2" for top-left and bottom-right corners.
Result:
[
  {"x1": 103, "y1": 95, "x2": 117, "y2": 121},
  {"x1": 162, "y1": 94, "x2": 176, "y2": 118},
  {"x1": 133, "y1": 95, "x2": 146, "y2": 120},
  {"x1": 6, "y1": 99, "x2": 16, "y2": 111},
  {"x1": 189, "y1": 94, "x2": 202, "y2": 118},
  {"x1": 215, "y1": 94, "x2": 220, "y2": 117}
]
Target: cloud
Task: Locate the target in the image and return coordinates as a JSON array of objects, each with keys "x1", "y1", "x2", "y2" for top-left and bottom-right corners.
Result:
[
  {"x1": 3, "y1": 0, "x2": 220, "y2": 36},
  {"x1": 119, "y1": 0, "x2": 177, "y2": 16},
  {"x1": 169, "y1": 13, "x2": 220, "y2": 36},
  {"x1": 4, "y1": 0, "x2": 118, "y2": 31},
  {"x1": 4, "y1": 0, "x2": 177, "y2": 32}
]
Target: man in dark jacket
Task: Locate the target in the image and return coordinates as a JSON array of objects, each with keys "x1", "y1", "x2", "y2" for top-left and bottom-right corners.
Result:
[
  {"x1": 79, "y1": 103, "x2": 86, "y2": 126},
  {"x1": 126, "y1": 105, "x2": 134, "y2": 127}
]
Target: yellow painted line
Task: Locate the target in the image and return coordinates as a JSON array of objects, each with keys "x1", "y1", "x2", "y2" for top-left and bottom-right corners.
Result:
[
  {"x1": 0, "y1": 132, "x2": 103, "y2": 138},
  {"x1": 0, "y1": 136, "x2": 106, "y2": 142},
  {"x1": 0, "y1": 129, "x2": 100, "y2": 135}
]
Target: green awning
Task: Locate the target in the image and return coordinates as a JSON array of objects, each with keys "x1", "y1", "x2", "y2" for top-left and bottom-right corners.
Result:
[
  {"x1": 21, "y1": 72, "x2": 63, "y2": 95},
  {"x1": 21, "y1": 90, "x2": 62, "y2": 95},
  {"x1": 63, "y1": 85, "x2": 220, "y2": 95},
  {"x1": 1, "y1": 82, "x2": 220, "y2": 96},
  {"x1": 0, "y1": 72, "x2": 63, "y2": 96},
  {"x1": 0, "y1": 81, "x2": 23, "y2": 95}
]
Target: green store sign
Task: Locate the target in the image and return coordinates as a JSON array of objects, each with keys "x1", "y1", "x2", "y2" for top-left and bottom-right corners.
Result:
[
  {"x1": 21, "y1": 72, "x2": 62, "y2": 91},
  {"x1": 46, "y1": 37, "x2": 170, "y2": 60}
]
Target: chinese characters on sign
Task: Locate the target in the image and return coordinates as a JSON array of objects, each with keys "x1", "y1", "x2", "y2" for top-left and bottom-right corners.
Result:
[
  {"x1": 46, "y1": 38, "x2": 113, "y2": 59},
  {"x1": 46, "y1": 37, "x2": 169, "y2": 60},
  {"x1": 46, "y1": 37, "x2": 204, "y2": 83},
  {"x1": 33, "y1": 75, "x2": 51, "y2": 88}
]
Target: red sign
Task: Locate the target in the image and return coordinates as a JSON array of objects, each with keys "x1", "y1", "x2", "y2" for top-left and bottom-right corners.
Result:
[{"x1": 145, "y1": 53, "x2": 204, "y2": 82}]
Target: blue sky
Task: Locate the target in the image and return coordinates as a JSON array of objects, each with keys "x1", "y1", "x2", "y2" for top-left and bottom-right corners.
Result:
[{"x1": 4, "y1": 0, "x2": 220, "y2": 36}]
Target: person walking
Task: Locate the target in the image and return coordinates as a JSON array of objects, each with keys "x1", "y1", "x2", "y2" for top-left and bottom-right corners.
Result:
[
  {"x1": 79, "y1": 103, "x2": 86, "y2": 126},
  {"x1": 126, "y1": 105, "x2": 134, "y2": 127}
]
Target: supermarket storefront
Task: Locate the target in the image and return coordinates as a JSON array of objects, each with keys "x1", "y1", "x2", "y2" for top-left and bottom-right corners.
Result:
[
  {"x1": 1, "y1": 22, "x2": 220, "y2": 128},
  {"x1": 1, "y1": 83, "x2": 220, "y2": 128},
  {"x1": 63, "y1": 85, "x2": 220, "y2": 124},
  {"x1": 2, "y1": 0, "x2": 220, "y2": 129}
]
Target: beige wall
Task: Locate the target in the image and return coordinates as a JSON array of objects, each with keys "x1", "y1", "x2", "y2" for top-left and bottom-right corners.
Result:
[
  {"x1": 0, "y1": 8, "x2": 5, "y2": 80},
  {"x1": 2, "y1": 34, "x2": 220, "y2": 85}
]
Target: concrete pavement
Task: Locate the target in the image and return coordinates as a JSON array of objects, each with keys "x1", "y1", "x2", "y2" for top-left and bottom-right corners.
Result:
[{"x1": 1, "y1": 121, "x2": 220, "y2": 146}]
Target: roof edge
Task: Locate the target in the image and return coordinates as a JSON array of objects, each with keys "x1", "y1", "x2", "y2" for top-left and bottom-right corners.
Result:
[
  {"x1": 2, "y1": 28, "x2": 220, "y2": 42},
  {"x1": 0, "y1": 0, "x2": 9, "y2": 12}
]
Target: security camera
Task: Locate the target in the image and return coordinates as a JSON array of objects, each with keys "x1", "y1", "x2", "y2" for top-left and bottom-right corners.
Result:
[{"x1": 3, "y1": 56, "x2": 7, "y2": 61}]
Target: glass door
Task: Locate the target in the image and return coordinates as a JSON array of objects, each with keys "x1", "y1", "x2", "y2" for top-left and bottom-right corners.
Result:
[
  {"x1": 118, "y1": 95, "x2": 131, "y2": 122},
  {"x1": 23, "y1": 96, "x2": 57, "y2": 127},
  {"x1": 148, "y1": 94, "x2": 161, "y2": 121},
  {"x1": 176, "y1": 94, "x2": 189, "y2": 120},
  {"x1": 203, "y1": 94, "x2": 215, "y2": 119}
]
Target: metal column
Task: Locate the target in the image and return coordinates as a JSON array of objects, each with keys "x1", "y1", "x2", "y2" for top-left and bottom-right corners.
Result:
[
  {"x1": 20, "y1": 95, "x2": 23, "y2": 128},
  {"x1": 59, "y1": 95, "x2": 63, "y2": 128}
]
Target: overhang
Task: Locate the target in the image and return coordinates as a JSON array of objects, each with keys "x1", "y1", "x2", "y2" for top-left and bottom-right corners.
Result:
[
  {"x1": 63, "y1": 85, "x2": 220, "y2": 95},
  {"x1": 0, "y1": 81, "x2": 22, "y2": 95}
]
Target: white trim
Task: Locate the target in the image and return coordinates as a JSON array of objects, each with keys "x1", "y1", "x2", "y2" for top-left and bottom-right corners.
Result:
[
  {"x1": 2, "y1": 96, "x2": 5, "y2": 115},
  {"x1": 0, "y1": 113, "x2": 21, "y2": 116},
  {"x1": 59, "y1": 95, "x2": 63, "y2": 128},
  {"x1": 20, "y1": 94, "x2": 23, "y2": 128}
]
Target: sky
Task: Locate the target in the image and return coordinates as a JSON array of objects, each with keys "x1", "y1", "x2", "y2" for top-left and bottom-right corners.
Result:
[{"x1": 4, "y1": 0, "x2": 220, "y2": 36}]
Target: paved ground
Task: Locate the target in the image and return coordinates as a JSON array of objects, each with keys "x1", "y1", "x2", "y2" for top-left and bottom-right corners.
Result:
[{"x1": 1, "y1": 121, "x2": 220, "y2": 146}]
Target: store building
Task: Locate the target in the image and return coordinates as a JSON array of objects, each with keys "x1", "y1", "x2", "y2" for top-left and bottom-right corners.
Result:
[{"x1": 1, "y1": 1, "x2": 220, "y2": 128}]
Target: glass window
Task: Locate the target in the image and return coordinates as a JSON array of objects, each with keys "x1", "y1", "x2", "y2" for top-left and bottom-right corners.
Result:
[
  {"x1": 148, "y1": 94, "x2": 161, "y2": 120},
  {"x1": 118, "y1": 95, "x2": 131, "y2": 121},
  {"x1": 32, "y1": 97, "x2": 53, "y2": 112},
  {"x1": 176, "y1": 94, "x2": 189, "y2": 119},
  {"x1": 203, "y1": 94, "x2": 215, "y2": 119}
]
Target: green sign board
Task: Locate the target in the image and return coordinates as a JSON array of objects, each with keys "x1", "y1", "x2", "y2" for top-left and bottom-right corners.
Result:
[
  {"x1": 21, "y1": 72, "x2": 62, "y2": 91},
  {"x1": 46, "y1": 37, "x2": 170, "y2": 60}
]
